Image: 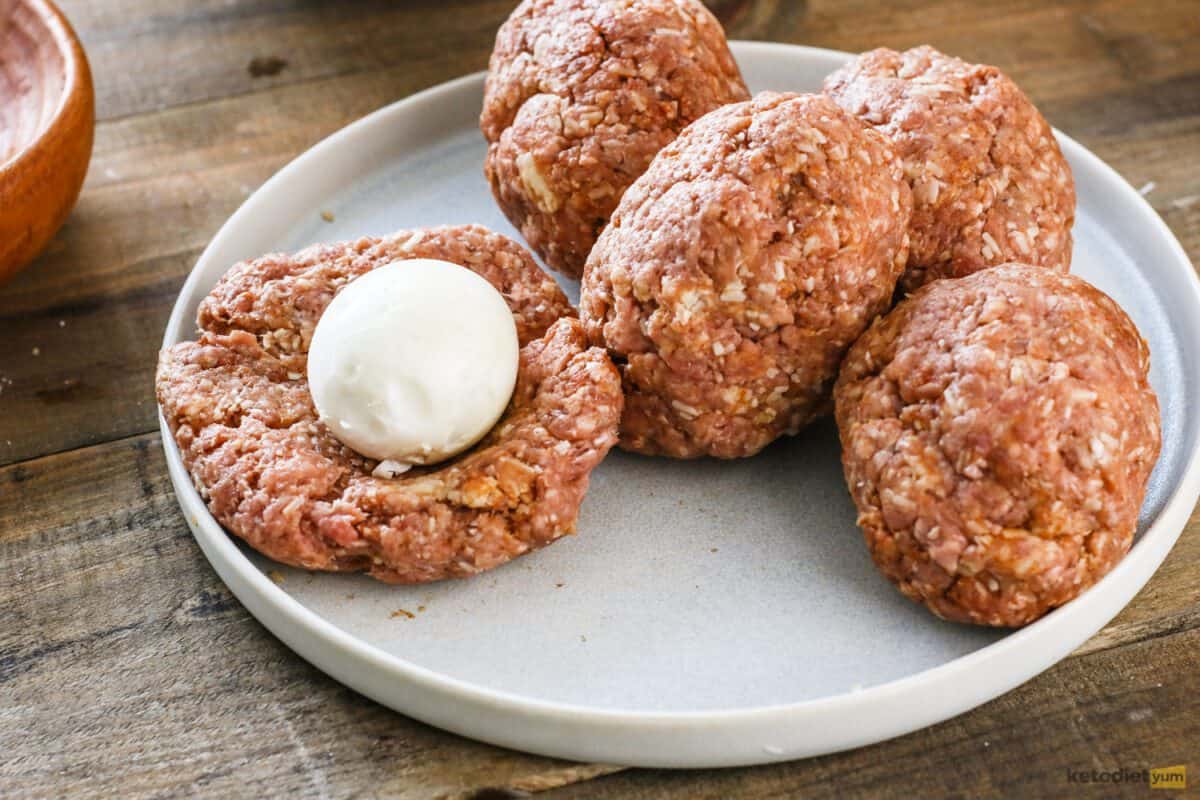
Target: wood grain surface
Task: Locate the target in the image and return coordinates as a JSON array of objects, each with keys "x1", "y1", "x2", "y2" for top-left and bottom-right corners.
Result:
[{"x1": 1, "y1": 1, "x2": 1198, "y2": 797}]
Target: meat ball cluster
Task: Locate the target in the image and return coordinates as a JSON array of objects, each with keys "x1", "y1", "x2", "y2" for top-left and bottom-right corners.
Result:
[
  {"x1": 582, "y1": 92, "x2": 912, "y2": 459},
  {"x1": 825, "y1": 46, "x2": 1076, "y2": 292},
  {"x1": 481, "y1": 0, "x2": 749, "y2": 278},
  {"x1": 159, "y1": 0, "x2": 1160, "y2": 632},
  {"x1": 835, "y1": 266, "x2": 1160, "y2": 626}
]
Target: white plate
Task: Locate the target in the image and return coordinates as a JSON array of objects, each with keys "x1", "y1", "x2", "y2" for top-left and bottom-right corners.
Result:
[{"x1": 160, "y1": 42, "x2": 1200, "y2": 768}]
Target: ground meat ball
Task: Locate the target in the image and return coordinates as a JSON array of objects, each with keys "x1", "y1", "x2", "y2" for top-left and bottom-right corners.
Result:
[
  {"x1": 825, "y1": 46, "x2": 1075, "y2": 292},
  {"x1": 481, "y1": 0, "x2": 749, "y2": 279},
  {"x1": 835, "y1": 265, "x2": 1160, "y2": 627},
  {"x1": 582, "y1": 92, "x2": 912, "y2": 459},
  {"x1": 157, "y1": 227, "x2": 623, "y2": 584}
]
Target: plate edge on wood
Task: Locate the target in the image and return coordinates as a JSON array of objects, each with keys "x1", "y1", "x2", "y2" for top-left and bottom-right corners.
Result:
[{"x1": 157, "y1": 43, "x2": 1200, "y2": 768}]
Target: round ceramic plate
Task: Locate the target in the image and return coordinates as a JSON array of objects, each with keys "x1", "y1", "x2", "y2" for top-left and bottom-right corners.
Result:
[{"x1": 160, "y1": 42, "x2": 1200, "y2": 768}]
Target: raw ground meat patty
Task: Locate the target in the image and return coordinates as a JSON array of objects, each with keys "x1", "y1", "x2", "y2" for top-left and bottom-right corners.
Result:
[
  {"x1": 481, "y1": 0, "x2": 749, "y2": 279},
  {"x1": 157, "y1": 225, "x2": 624, "y2": 584},
  {"x1": 825, "y1": 46, "x2": 1075, "y2": 292},
  {"x1": 835, "y1": 264, "x2": 1160, "y2": 626},
  {"x1": 581, "y1": 92, "x2": 912, "y2": 459}
]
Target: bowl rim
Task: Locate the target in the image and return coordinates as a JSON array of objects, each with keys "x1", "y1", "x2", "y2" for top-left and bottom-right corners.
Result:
[{"x1": 0, "y1": 0, "x2": 91, "y2": 175}]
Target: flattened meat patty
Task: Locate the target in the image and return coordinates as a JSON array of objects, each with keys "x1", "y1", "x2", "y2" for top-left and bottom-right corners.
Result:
[
  {"x1": 835, "y1": 264, "x2": 1160, "y2": 626},
  {"x1": 582, "y1": 92, "x2": 912, "y2": 459},
  {"x1": 825, "y1": 46, "x2": 1075, "y2": 291},
  {"x1": 481, "y1": 0, "x2": 749, "y2": 278},
  {"x1": 157, "y1": 226, "x2": 623, "y2": 584}
]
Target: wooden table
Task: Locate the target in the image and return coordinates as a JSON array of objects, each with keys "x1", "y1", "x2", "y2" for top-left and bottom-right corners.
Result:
[{"x1": 3, "y1": 1, "x2": 1198, "y2": 797}]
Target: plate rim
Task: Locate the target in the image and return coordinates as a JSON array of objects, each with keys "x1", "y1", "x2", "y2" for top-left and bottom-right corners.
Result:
[{"x1": 158, "y1": 41, "x2": 1200, "y2": 767}]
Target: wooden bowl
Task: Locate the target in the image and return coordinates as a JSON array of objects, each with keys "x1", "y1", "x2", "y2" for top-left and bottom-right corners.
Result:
[{"x1": 0, "y1": 0, "x2": 94, "y2": 284}]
